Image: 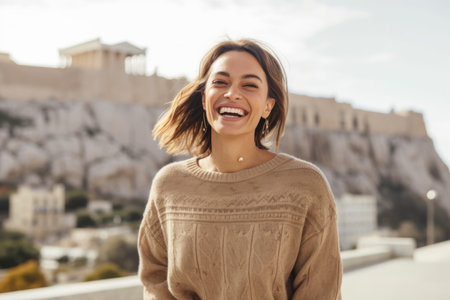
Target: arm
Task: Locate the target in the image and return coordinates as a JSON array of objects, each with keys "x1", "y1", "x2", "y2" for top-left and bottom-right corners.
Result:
[
  {"x1": 138, "y1": 198, "x2": 176, "y2": 300},
  {"x1": 291, "y1": 214, "x2": 342, "y2": 300},
  {"x1": 291, "y1": 168, "x2": 343, "y2": 300}
]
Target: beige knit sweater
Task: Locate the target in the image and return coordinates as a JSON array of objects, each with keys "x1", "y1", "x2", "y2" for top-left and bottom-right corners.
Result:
[{"x1": 138, "y1": 153, "x2": 342, "y2": 300}]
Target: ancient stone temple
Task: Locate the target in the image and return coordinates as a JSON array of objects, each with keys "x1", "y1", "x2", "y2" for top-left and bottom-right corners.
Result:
[{"x1": 59, "y1": 38, "x2": 147, "y2": 75}]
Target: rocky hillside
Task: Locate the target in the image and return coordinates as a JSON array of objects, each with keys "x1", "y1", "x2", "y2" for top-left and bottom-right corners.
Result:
[
  {"x1": 0, "y1": 99, "x2": 170, "y2": 200},
  {"x1": 1, "y1": 98, "x2": 449, "y2": 219},
  {"x1": 281, "y1": 127, "x2": 450, "y2": 214}
]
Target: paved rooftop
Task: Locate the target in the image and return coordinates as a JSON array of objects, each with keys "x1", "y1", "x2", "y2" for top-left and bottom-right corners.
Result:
[{"x1": 342, "y1": 240, "x2": 450, "y2": 300}]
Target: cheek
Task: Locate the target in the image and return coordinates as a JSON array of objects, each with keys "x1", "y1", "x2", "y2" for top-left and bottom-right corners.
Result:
[{"x1": 204, "y1": 89, "x2": 218, "y2": 107}]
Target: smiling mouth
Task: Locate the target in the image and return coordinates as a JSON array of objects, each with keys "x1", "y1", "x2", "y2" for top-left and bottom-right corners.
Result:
[{"x1": 218, "y1": 106, "x2": 248, "y2": 117}]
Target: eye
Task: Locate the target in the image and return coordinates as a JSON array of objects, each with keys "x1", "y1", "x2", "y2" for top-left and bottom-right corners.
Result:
[
  {"x1": 243, "y1": 83, "x2": 258, "y2": 89},
  {"x1": 212, "y1": 79, "x2": 226, "y2": 85}
]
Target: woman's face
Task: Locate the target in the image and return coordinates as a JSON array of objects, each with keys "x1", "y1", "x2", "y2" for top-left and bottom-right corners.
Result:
[{"x1": 202, "y1": 50, "x2": 275, "y2": 141}]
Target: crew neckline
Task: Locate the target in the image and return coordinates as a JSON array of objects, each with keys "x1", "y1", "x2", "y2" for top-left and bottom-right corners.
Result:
[{"x1": 185, "y1": 153, "x2": 291, "y2": 182}]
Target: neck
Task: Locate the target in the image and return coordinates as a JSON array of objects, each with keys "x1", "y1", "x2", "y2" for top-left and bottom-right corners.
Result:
[{"x1": 200, "y1": 133, "x2": 275, "y2": 173}]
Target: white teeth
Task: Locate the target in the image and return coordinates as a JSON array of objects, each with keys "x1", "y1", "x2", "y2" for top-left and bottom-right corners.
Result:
[{"x1": 219, "y1": 107, "x2": 245, "y2": 116}]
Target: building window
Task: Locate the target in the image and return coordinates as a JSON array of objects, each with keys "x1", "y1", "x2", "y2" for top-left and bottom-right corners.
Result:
[
  {"x1": 353, "y1": 115, "x2": 358, "y2": 130},
  {"x1": 364, "y1": 118, "x2": 370, "y2": 133},
  {"x1": 314, "y1": 112, "x2": 320, "y2": 126},
  {"x1": 340, "y1": 112, "x2": 346, "y2": 130}
]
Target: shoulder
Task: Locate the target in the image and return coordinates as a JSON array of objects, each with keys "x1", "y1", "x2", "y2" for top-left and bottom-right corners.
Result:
[
  {"x1": 275, "y1": 153, "x2": 331, "y2": 188},
  {"x1": 150, "y1": 157, "x2": 193, "y2": 194},
  {"x1": 274, "y1": 153, "x2": 337, "y2": 218}
]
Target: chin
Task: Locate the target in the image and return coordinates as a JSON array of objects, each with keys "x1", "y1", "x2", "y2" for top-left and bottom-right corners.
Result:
[{"x1": 212, "y1": 127, "x2": 254, "y2": 139}]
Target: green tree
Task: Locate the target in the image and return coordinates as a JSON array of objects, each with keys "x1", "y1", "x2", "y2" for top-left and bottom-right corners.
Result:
[
  {"x1": 98, "y1": 236, "x2": 139, "y2": 272},
  {"x1": 76, "y1": 211, "x2": 97, "y2": 228},
  {"x1": 56, "y1": 255, "x2": 69, "y2": 264},
  {"x1": 83, "y1": 263, "x2": 127, "y2": 281},
  {"x1": 0, "y1": 231, "x2": 40, "y2": 269},
  {"x1": 112, "y1": 201, "x2": 124, "y2": 211},
  {"x1": 65, "y1": 190, "x2": 89, "y2": 211},
  {"x1": 0, "y1": 229, "x2": 25, "y2": 241},
  {"x1": 98, "y1": 212, "x2": 115, "y2": 225},
  {"x1": 0, "y1": 260, "x2": 47, "y2": 292},
  {"x1": 0, "y1": 193, "x2": 9, "y2": 214},
  {"x1": 121, "y1": 206, "x2": 144, "y2": 223}
]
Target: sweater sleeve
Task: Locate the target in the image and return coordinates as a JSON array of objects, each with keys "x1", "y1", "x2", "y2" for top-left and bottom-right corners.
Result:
[
  {"x1": 291, "y1": 171, "x2": 343, "y2": 300},
  {"x1": 138, "y1": 196, "x2": 175, "y2": 300}
]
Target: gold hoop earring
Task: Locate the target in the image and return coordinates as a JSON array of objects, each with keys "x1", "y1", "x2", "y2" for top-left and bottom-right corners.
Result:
[
  {"x1": 264, "y1": 118, "x2": 269, "y2": 136},
  {"x1": 202, "y1": 111, "x2": 207, "y2": 132}
]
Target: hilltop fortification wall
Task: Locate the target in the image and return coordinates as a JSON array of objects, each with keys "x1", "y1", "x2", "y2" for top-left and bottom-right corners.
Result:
[
  {"x1": 0, "y1": 62, "x2": 187, "y2": 106},
  {"x1": 288, "y1": 94, "x2": 427, "y2": 137},
  {"x1": 0, "y1": 62, "x2": 427, "y2": 137}
]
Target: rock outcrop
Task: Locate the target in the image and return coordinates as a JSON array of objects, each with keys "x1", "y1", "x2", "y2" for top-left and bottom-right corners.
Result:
[
  {"x1": 1, "y1": 98, "x2": 449, "y2": 215},
  {"x1": 0, "y1": 99, "x2": 170, "y2": 200},
  {"x1": 281, "y1": 127, "x2": 450, "y2": 214}
]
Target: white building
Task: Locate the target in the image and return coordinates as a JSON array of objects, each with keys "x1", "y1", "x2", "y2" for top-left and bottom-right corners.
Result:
[
  {"x1": 4, "y1": 185, "x2": 75, "y2": 240},
  {"x1": 87, "y1": 200, "x2": 113, "y2": 214},
  {"x1": 336, "y1": 193, "x2": 378, "y2": 250}
]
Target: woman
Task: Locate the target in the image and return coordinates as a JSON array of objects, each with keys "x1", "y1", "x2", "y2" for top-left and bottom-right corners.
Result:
[{"x1": 138, "y1": 39, "x2": 342, "y2": 300}]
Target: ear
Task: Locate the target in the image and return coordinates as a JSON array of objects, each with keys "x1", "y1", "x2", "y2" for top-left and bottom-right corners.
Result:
[{"x1": 262, "y1": 98, "x2": 275, "y2": 119}]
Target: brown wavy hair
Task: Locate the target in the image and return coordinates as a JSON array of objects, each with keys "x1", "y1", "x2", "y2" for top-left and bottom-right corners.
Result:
[{"x1": 153, "y1": 39, "x2": 288, "y2": 156}]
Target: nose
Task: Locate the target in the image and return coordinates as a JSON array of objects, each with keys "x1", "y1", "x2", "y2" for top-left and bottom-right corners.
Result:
[{"x1": 224, "y1": 84, "x2": 241, "y2": 100}]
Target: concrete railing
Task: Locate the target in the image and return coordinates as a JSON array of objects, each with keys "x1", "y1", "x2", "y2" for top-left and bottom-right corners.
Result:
[
  {"x1": 341, "y1": 246, "x2": 393, "y2": 272},
  {"x1": 0, "y1": 237, "x2": 417, "y2": 299},
  {"x1": 0, "y1": 276, "x2": 143, "y2": 300},
  {"x1": 341, "y1": 236, "x2": 416, "y2": 271},
  {"x1": 357, "y1": 236, "x2": 416, "y2": 258}
]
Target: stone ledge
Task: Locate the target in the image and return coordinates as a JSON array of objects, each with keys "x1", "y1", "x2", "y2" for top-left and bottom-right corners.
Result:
[
  {"x1": 0, "y1": 275, "x2": 143, "y2": 300},
  {"x1": 342, "y1": 246, "x2": 393, "y2": 272},
  {"x1": 357, "y1": 236, "x2": 416, "y2": 258}
]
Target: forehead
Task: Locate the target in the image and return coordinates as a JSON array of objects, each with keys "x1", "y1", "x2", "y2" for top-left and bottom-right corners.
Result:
[{"x1": 209, "y1": 51, "x2": 266, "y2": 80}]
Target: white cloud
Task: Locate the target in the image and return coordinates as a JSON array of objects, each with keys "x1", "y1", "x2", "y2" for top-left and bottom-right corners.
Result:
[
  {"x1": 0, "y1": 0, "x2": 368, "y2": 76},
  {"x1": 363, "y1": 52, "x2": 396, "y2": 64}
]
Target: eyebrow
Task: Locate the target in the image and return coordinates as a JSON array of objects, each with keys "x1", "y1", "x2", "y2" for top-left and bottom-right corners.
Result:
[{"x1": 213, "y1": 71, "x2": 263, "y2": 83}]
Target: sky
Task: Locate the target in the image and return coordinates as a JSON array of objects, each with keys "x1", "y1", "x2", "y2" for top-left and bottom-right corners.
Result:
[{"x1": 1, "y1": 0, "x2": 449, "y2": 166}]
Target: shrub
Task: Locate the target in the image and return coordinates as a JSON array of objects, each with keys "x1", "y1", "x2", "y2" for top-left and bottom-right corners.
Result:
[
  {"x1": 83, "y1": 263, "x2": 127, "y2": 281},
  {"x1": 121, "y1": 206, "x2": 143, "y2": 223},
  {"x1": 0, "y1": 194, "x2": 9, "y2": 213},
  {"x1": 98, "y1": 212, "x2": 115, "y2": 225},
  {"x1": 0, "y1": 231, "x2": 40, "y2": 269},
  {"x1": 98, "y1": 236, "x2": 139, "y2": 272},
  {"x1": 0, "y1": 260, "x2": 47, "y2": 293},
  {"x1": 56, "y1": 255, "x2": 69, "y2": 264},
  {"x1": 112, "y1": 202, "x2": 124, "y2": 211},
  {"x1": 76, "y1": 211, "x2": 97, "y2": 228},
  {"x1": 65, "y1": 190, "x2": 89, "y2": 211}
]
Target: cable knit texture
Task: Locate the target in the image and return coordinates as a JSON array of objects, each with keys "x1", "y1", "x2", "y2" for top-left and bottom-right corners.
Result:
[{"x1": 138, "y1": 153, "x2": 342, "y2": 300}]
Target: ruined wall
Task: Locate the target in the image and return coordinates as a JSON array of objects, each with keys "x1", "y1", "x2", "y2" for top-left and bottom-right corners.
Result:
[
  {"x1": 288, "y1": 94, "x2": 427, "y2": 137},
  {"x1": 0, "y1": 62, "x2": 187, "y2": 106},
  {"x1": 0, "y1": 62, "x2": 427, "y2": 138}
]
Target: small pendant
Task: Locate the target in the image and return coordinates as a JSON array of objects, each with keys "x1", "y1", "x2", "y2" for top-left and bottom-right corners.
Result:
[{"x1": 238, "y1": 157, "x2": 244, "y2": 162}]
